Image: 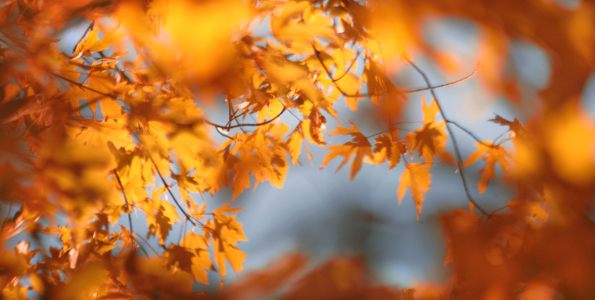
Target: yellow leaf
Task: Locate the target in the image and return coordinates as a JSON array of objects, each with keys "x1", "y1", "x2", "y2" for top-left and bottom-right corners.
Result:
[
  {"x1": 287, "y1": 124, "x2": 304, "y2": 165},
  {"x1": 179, "y1": 232, "x2": 216, "y2": 285},
  {"x1": 368, "y1": 133, "x2": 405, "y2": 170},
  {"x1": 421, "y1": 97, "x2": 440, "y2": 124},
  {"x1": 272, "y1": 3, "x2": 335, "y2": 42},
  {"x1": 333, "y1": 73, "x2": 360, "y2": 110},
  {"x1": 210, "y1": 204, "x2": 247, "y2": 278},
  {"x1": 263, "y1": 50, "x2": 309, "y2": 84},
  {"x1": 398, "y1": 163, "x2": 431, "y2": 220},
  {"x1": 320, "y1": 121, "x2": 373, "y2": 180},
  {"x1": 463, "y1": 142, "x2": 512, "y2": 193},
  {"x1": 73, "y1": 27, "x2": 124, "y2": 57},
  {"x1": 67, "y1": 119, "x2": 136, "y2": 152}
]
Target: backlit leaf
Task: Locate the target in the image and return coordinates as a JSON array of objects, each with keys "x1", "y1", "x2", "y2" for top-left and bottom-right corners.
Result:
[
  {"x1": 320, "y1": 121, "x2": 373, "y2": 179},
  {"x1": 398, "y1": 163, "x2": 431, "y2": 220}
]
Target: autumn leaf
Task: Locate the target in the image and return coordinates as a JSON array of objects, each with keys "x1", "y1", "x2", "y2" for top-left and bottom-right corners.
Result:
[
  {"x1": 179, "y1": 231, "x2": 216, "y2": 285},
  {"x1": 320, "y1": 121, "x2": 373, "y2": 180},
  {"x1": 398, "y1": 163, "x2": 432, "y2": 220},
  {"x1": 463, "y1": 142, "x2": 512, "y2": 193},
  {"x1": 287, "y1": 123, "x2": 305, "y2": 165},
  {"x1": 206, "y1": 203, "x2": 247, "y2": 279},
  {"x1": 271, "y1": 2, "x2": 335, "y2": 43},
  {"x1": 151, "y1": 210, "x2": 172, "y2": 246},
  {"x1": 366, "y1": 133, "x2": 406, "y2": 170},
  {"x1": 404, "y1": 98, "x2": 455, "y2": 165},
  {"x1": 73, "y1": 26, "x2": 125, "y2": 58},
  {"x1": 508, "y1": 198, "x2": 548, "y2": 222},
  {"x1": 489, "y1": 115, "x2": 527, "y2": 138}
]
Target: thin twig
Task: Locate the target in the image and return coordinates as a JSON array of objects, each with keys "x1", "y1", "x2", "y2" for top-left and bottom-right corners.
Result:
[
  {"x1": 278, "y1": 100, "x2": 302, "y2": 122},
  {"x1": 136, "y1": 243, "x2": 150, "y2": 257},
  {"x1": 99, "y1": 51, "x2": 132, "y2": 83},
  {"x1": 405, "y1": 58, "x2": 488, "y2": 216},
  {"x1": 134, "y1": 235, "x2": 160, "y2": 256},
  {"x1": 402, "y1": 63, "x2": 479, "y2": 93},
  {"x1": 53, "y1": 73, "x2": 117, "y2": 99},
  {"x1": 447, "y1": 121, "x2": 493, "y2": 148},
  {"x1": 312, "y1": 43, "x2": 376, "y2": 98},
  {"x1": 487, "y1": 205, "x2": 510, "y2": 220},
  {"x1": 113, "y1": 169, "x2": 134, "y2": 236},
  {"x1": 205, "y1": 107, "x2": 286, "y2": 130},
  {"x1": 147, "y1": 155, "x2": 197, "y2": 226},
  {"x1": 365, "y1": 130, "x2": 389, "y2": 139},
  {"x1": 311, "y1": 43, "x2": 478, "y2": 98},
  {"x1": 333, "y1": 50, "x2": 360, "y2": 81},
  {"x1": 493, "y1": 131, "x2": 509, "y2": 145}
]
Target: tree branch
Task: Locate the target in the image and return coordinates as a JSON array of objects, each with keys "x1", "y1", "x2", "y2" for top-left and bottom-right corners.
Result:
[
  {"x1": 402, "y1": 63, "x2": 479, "y2": 93},
  {"x1": 312, "y1": 43, "x2": 479, "y2": 98},
  {"x1": 406, "y1": 58, "x2": 488, "y2": 216},
  {"x1": 205, "y1": 107, "x2": 286, "y2": 130},
  {"x1": 447, "y1": 120, "x2": 493, "y2": 148}
]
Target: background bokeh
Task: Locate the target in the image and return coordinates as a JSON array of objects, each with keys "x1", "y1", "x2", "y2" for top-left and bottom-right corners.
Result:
[{"x1": 3, "y1": 0, "x2": 595, "y2": 297}]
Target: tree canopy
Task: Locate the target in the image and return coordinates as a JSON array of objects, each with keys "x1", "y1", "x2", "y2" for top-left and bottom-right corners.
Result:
[{"x1": 1, "y1": 0, "x2": 595, "y2": 299}]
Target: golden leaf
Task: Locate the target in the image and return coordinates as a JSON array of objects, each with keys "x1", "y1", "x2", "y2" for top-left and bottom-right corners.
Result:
[
  {"x1": 397, "y1": 163, "x2": 431, "y2": 220},
  {"x1": 320, "y1": 121, "x2": 373, "y2": 180}
]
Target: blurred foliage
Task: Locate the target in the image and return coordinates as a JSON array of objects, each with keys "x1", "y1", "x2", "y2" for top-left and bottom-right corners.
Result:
[{"x1": 0, "y1": 0, "x2": 594, "y2": 299}]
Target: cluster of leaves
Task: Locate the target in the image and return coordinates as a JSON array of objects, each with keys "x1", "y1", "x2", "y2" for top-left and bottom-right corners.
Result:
[{"x1": 1, "y1": 0, "x2": 595, "y2": 299}]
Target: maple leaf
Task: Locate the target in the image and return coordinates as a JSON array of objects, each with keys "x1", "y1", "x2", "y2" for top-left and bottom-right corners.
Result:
[
  {"x1": 489, "y1": 115, "x2": 527, "y2": 138},
  {"x1": 165, "y1": 245, "x2": 194, "y2": 274},
  {"x1": 67, "y1": 119, "x2": 136, "y2": 152},
  {"x1": 404, "y1": 98, "x2": 455, "y2": 165},
  {"x1": 366, "y1": 133, "x2": 406, "y2": 170},
  {"x1": 150, "y1": 210, "x2": 172, "y2": 246},
  {"x1": 180, "y1": 231, "x2": 216, "y2": 284},
  {"x1": 271, "y1": 2, "x2": 336, "y2": 43},
  {"x1": 508, "y1": 198, "x2": 548, "y2": 222},
  {"x1": 320, "y1": 121, "x2": 373, "y2": 180},
  {"x1": 206, "y1": 204, "x2": 247, "y2": 280},
  {"x1": 287, "y1": 123, "x2": 305, "y2": 165},
  {"x1": 404, "y1": 123, "x2": 455, "y2": 165},
  {"x1": 463, "y1": 142, "x2": 512, "y2": 193},
  {"x1": 73, "y1": 26, "x2": 125, "y2": 58},
  {"x1": 398, "y1": 163, "x2": 432, "y2": 220},
  {"x1": 306, "y1": 109, "x2": 327, "y2": 146}
]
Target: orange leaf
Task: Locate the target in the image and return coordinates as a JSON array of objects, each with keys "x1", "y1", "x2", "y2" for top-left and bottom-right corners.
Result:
[
  {"x1": 463, "y1": 142, "x2": 512, "y2": 193},
  {"x1": 208, "y1": 204, "x2": 247, "y2": 279},
  {"x1": 397, "y1": 163, "x2": 432, "y2": 220},
  {"x1": 73, "y1": 27, "x2": 124, "y2": 58},
  {"x1": 287, "y1": 123, "x2": 304, "y2": 165},
  {"x1": 320, "y1": 121, "x2": 373, "y2": 179}
]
